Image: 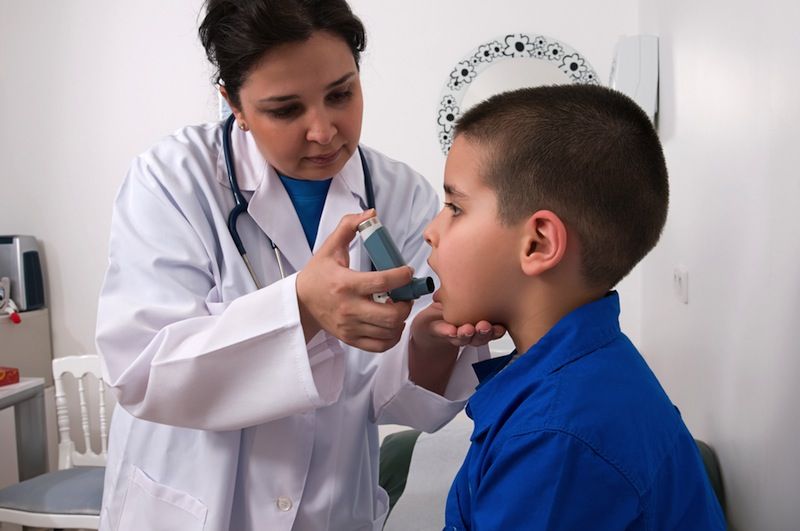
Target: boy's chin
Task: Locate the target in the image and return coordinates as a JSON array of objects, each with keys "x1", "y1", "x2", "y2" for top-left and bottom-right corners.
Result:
[{"x1": 442, "y1": 307, "x2": 484, "y2": 327}]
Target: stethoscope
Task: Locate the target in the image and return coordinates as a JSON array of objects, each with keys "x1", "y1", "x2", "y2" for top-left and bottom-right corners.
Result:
[{"x1": 222, "y1": 114, "x2": 376, "y2": 289}]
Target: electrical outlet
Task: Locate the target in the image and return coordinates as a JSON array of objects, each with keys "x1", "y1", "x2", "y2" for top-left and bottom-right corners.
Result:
[{"x1": 673, "y1": 267, "x2": 689, "y2": 304}]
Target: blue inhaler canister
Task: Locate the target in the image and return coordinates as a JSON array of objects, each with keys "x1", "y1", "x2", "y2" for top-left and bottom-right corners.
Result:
[{"x1": 357, "y1": 217, "x2": 435, "y2": 303}]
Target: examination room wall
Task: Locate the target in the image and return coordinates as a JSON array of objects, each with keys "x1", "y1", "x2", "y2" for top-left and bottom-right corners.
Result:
[
  {"x1": 0, "y1": 0, "x2": 638, "y2": 475},
  {"x1": 637, "y1": 1, "x2": 800, "y2": 529},
  {"x1": 24, "y1": 0, "x2": 800, "y2": 523},
  {"x1": 0, "y1": 0, "x2": 641, "y2": 372},
  {"x1": 2, "y1": 0, "x2": 797, "y2": 529}
]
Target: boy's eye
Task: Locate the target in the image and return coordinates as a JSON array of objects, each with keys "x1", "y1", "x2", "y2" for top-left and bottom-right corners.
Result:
[
  {"x1": 444, "y1": 202, "x2": 462, "y2": 217},
  {"x1": 265, "y1": 104, "x2": 301, "y2": 119}
]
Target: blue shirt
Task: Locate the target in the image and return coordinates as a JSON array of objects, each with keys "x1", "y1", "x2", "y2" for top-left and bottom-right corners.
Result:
[
  {"x1": 444, "y1": 292, "x2": 726, "y2": 530},
  {"x1": 278, "y1": 174, "x2": 332, "y2": 249}
]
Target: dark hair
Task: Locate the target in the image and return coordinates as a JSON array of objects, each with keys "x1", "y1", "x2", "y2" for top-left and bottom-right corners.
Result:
[
  {"x1": 198, "y1": 0, "x2": 366, "y2": 109},
  {"x1": 455, "y1": 84, "x2": 669, "y2": 289}
]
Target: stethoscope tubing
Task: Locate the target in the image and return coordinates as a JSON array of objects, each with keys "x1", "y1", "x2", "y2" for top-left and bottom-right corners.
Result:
[{"x1": 222, "y1": 114, "x2": 374, "y2": 288}]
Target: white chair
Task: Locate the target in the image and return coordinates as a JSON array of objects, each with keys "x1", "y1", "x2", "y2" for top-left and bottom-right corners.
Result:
[{"x1": 0, "y1": 354, "x2": 109, "y2": 529}]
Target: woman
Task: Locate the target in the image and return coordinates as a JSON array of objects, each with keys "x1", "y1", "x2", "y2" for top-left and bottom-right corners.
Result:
[{"x1": 96, "y1": 1, "x2": 502, "y2": 530}]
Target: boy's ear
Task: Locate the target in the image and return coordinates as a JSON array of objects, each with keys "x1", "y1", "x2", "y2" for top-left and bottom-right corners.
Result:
[{"x1": 519, "y1": 210, "x2": 568, "y2": 277}]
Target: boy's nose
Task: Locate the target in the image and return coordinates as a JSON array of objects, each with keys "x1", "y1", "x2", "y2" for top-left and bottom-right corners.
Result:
[{"x1": 423, "y1": 217, "x2": 438, "y2": 247}]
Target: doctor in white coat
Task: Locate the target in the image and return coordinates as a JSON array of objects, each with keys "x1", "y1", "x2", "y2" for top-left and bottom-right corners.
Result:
[{"x1": 95, "y1": 1, "x2": 503, "y2": 530}]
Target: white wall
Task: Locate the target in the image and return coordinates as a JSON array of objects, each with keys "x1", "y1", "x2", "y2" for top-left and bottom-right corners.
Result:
[
  {"x1": 0, "y1": 0, "x2": 640, "y2": 363},
  {"x1": 638, "y1": 1, "x2": 800, "y2": 529},
  {"x1": 0, "y1": 0, "x2": 218, "y2": 361},
  {"x1": 350, "y1": 0, "x2": 643, "y2": 349},
  {"x1": 0, "y1": 0, "x2": 640, "y2": 495},
  {"x1": 7, "y1": 1, "x2": 794, "y2": 530}
]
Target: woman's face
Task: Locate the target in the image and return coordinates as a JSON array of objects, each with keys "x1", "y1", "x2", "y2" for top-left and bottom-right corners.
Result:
[{"x1": 229, "y1": 31, "x2": 363, "y2": 180}]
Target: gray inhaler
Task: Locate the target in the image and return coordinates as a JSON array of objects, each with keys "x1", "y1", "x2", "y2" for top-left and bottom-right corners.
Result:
[{"x1": 357, "y1": 217, "x2": 434, "y2": 303}]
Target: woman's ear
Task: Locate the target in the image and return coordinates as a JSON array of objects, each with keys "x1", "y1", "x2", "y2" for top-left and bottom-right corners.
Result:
[
  {"x1": 519, "y1": 210, "x2": 568, "y2": 277},
  {"x1": 219, "y1": 86, "x2": 246, "y2": 124}
]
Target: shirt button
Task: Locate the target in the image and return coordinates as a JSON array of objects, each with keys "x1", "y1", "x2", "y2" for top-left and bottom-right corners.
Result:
[{"x1": 276, "y1": 496, "x2": 293, "y2": 512}]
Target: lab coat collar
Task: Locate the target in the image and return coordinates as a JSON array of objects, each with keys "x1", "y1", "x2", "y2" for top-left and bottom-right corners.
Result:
[
  {"x1": 242, "y1": 140, "x2": 369, "y2": 273},
  {"x1": 214, "y1": 125, "x2": 268, "y2": 192},
  {"x1": 215, "y1": 125, "x2": 369, "y2": 207}
]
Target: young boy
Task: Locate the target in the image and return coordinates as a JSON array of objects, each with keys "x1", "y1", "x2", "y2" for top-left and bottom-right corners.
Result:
[{"x1": 422, "y1": 85, "x2": 726, "y2": 529}]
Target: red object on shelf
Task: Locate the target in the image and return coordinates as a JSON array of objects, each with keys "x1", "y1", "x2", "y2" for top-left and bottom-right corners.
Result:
[{"x1": 0, "y1": 366, "x2": 20, "y2": 386}]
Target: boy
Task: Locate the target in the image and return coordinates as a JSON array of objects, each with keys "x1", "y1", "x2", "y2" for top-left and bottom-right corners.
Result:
[{"x1": 421, "y1": 85, "x2": 726, "y2": 529}]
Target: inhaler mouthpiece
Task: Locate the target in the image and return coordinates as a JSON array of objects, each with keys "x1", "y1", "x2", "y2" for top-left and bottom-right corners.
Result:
[{"x1": 357, "y1": 217, "x2": 435, "y2": 303}]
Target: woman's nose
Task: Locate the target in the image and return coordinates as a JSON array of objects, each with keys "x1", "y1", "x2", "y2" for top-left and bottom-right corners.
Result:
[{"x1": 306, "y1": 108, "x2": 337, "y2": 145}]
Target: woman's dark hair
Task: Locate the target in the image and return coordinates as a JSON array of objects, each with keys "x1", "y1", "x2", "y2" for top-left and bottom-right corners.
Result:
[{"x1": 199, "y1": 0, "x2": 366, "y2": 109}]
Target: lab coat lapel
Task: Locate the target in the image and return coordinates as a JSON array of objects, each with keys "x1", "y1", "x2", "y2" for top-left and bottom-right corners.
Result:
[
  {"x1": 248, "y1": 167, "x2": 312, "y2": 274},
  {"x1": 244, "y1": 143, "x2": 369, "y2": 274},
  {"x1": 228, "y1": 129, "x2": 309, "y2": 273},
  {"x1": 313, "y1": 150, "x2": 370, "y2": 271}
]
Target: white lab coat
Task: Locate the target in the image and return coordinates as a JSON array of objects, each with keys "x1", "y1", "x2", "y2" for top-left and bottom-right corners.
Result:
[{"x1": 96, "y1": 122, "x2": 484, "y2": 531}]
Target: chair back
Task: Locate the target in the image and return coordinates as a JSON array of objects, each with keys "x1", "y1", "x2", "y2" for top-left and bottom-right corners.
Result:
[{"x1": 52, "y1": 355, "x2": 108, "y2": 470}]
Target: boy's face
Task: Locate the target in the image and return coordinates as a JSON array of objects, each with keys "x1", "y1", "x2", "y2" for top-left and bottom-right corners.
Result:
[{"x1": 424, "y1": 136, "x2": 523, "y2": 326}]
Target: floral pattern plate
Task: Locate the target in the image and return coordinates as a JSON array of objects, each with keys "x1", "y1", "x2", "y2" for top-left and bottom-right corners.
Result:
[{"x1": 437, "y1": 34, "x2": 599, "y2": 154}]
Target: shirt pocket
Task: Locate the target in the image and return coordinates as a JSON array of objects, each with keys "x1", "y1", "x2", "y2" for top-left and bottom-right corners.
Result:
[{"x1": 117, "y1": 466, "x2": 208, "y2": 531}]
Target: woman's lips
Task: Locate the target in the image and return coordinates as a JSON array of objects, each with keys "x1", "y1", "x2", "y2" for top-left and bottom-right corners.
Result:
[{"x1": 305, "y1": 147, "x2": 342, "y2": 166}]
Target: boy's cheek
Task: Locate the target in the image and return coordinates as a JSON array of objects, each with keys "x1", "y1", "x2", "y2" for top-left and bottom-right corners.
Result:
[{"x1": 440, "y1": 297, "x2": 480, "y2": 327}]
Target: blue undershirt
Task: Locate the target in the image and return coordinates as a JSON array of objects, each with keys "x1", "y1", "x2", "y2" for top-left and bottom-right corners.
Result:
[{"x1": 278, "y1": 174, "x2": 332, "y2": 250}]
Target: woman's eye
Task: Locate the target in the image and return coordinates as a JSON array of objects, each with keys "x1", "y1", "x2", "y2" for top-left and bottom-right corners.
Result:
[
  {"x1": 327, "y1": 90, "x2": 353, "y2": 104},
  {"x1": 266, "y1": 105, "x2": 300, "y2": 119},
  {"x1": 444, "y1": 202, "x2": 462, "y2": 216}
]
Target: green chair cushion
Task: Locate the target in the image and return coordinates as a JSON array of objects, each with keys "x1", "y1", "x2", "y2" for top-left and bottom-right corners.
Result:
[{"x1": 379, "y1": 429, "x2": 422, "y2": 515}]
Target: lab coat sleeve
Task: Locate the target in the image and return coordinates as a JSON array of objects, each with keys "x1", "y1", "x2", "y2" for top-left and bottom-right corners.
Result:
[
  {"x1": 370, "y1": 171, "x2": 484, "y2": 433},
  {"x1": 96, "y1": 157, "x2": 344, "y2": 431}
]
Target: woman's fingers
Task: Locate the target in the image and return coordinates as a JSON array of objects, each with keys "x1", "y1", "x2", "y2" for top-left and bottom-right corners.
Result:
[
  {"x1": 492, "y1": 324, "x2": 506, "y2": 338},
  {"x1": 435, "y1": 320, "x2": 506, "y2": 348},
  {"x1": 430, "y1": 319, "x2": 457, "y2": 339},
  {"x1": 317, "y1": 209, "x2": 376, "y2": 266},
  {"x1": 353, "y1": 334, "x2": 406, "y2": 353},
  {"x1": 297, "y1": 210, "x2": 419, "y2": 351},
  {"x1": 463, "y1": 320, "x2": 504, "y2": 346},
  {"x1": 353, "y1": 266, "x2": 414, "y2": 297},
  {"x1": 342, "y1": 295, "x2": 412, "y2": 328}
]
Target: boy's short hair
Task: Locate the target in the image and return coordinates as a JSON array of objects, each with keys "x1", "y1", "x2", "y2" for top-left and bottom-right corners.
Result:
[{"x1": 455, "y1": 84, "x2": 668, "y2": 289}]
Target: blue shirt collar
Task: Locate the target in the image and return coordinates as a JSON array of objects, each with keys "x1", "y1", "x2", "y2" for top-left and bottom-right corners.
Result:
[
  {"x1": 467, "y1": 291, "x2": 622, "y2": 439},
  {"x1": 471, "y1": 352, "x2": 516, "y2": 390}
]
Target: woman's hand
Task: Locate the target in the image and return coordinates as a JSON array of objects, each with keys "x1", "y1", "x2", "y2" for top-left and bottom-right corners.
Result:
[
  {"x1": 408, "y1": 295, "x2": 506, "y2": 395},
  {"x1": 411, "y1": 294, "x2": 506, "y2": 350},
  {"x1": 296, "y1": 210, "x2": 415, "y2": 353}
]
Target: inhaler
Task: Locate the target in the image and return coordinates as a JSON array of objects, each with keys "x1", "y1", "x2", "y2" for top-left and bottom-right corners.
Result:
[{"x1": 357, "y1": 217, "x2": 434, "y2": 303}]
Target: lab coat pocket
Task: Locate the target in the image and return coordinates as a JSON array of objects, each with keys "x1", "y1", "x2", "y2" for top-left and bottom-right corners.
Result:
[
  {"x1": 117, "y1": 467, "x2": 208, "y2": 531},
  {"x1": 371, "y1": 487, "x2": 390, "y2": 530}
]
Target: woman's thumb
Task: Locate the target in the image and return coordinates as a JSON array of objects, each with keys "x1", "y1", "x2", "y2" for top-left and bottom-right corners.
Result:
[{"x1": 320, "y1": 209, "x2": 376, "y2": 261}]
